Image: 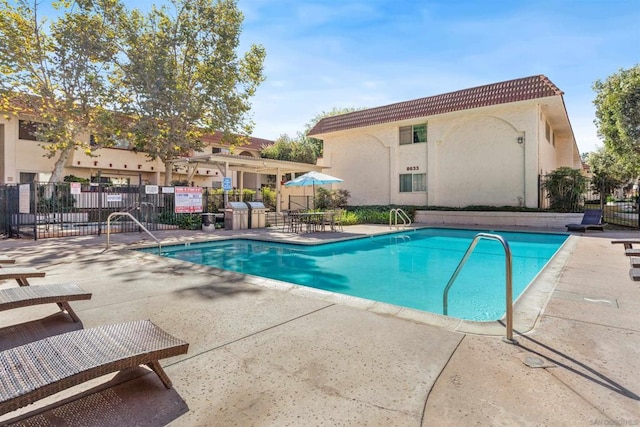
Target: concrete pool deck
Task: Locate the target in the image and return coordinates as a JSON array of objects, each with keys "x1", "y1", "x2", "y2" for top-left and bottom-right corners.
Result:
[{"x1": 0, "y1": 224, "x2": 638, "y2": 426}]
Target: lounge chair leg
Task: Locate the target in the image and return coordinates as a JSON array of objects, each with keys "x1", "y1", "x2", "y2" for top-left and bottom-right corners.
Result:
[
  {"x1": 59, "y1": 302, "x2": 81, "y2": 323},
  {"x1": 146, "y1": 360, "x2": 173, "y2": 389}
]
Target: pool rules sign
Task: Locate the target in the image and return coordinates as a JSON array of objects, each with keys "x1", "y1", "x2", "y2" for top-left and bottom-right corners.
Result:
[{"x1": 174, "y1": 187, "x2": 203, "y2": 213}]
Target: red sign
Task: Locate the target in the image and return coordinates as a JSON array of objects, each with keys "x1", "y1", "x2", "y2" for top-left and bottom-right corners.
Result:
[{"x1": 174, "y1": 187, "x2": 203, "y2": 213}]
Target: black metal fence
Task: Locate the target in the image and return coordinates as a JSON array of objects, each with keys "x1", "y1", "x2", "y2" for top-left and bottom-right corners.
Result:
[
  {"x1": 538, "y1": 174, "x2": 640, "y2": 228},
  {"x1": 0, "y1": 182, "x2": 273, "y2": 239},
  {"x1": 4, "y1": 176, "x2": 639, "y2": 239}
]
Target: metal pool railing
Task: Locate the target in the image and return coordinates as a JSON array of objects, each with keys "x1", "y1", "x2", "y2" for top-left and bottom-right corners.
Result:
[
  {"x1": 442, "y1": 233, "x2": 517, "y2": 344},
  {"x1": 105, "y1": 212, "x2": 162, "y2": 254},
  {"x1": 389, "y1": 208, "x2": 412, "y2": 229}
]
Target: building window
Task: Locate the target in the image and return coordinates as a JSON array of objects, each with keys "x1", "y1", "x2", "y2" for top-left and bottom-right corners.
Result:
[
  {"x1": 112, "y1": 138, "x2": 132, "y2": 150},
  {"x1": 19, "y1": 120, "x2": 50, "y2": 141},
  {"x1": 399, "y1": 173, "x2": 427, "y2": 192},
  {"x1": 399, "y1": 124, "x2": 427, "y2": 145},
  {"x1": 552, "y1": 131, "x2": 556, "y2": 147},
  {"x1": 545, "y1": 121, "x2": 551, "y2": 142},
  {"x1": 212, "y1": 147, "x2": 230, "y2": 154},
  {"x1": 19, "y1": 172, "x2": 37, "y2": 183}
]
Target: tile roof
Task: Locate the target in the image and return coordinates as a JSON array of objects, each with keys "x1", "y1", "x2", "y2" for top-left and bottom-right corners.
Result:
[
  {"x1": 201, "y1": 132, "x2": 274, "y2": 151},
  {"x1": 307, "y1": 75, "x2": 563, "y2": 136}
]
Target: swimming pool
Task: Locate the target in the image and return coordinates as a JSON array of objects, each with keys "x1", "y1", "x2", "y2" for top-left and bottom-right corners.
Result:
[{"x1": 141, "y1": 228, "x2": 568, "y2": 321}]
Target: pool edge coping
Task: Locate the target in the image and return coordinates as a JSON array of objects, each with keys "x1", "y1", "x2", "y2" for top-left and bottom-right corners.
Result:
[{"x1": 129, "y1": 226, "x2": 572, "y2": 337}]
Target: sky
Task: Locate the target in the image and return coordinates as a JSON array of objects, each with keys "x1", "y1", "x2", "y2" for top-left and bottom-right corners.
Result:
[
  {"x1": 30, "y1": 0, "x2": 640, "y2": 153},
  {"x1": 233, "y1": 0, "x2": 639, "y2": 154}
]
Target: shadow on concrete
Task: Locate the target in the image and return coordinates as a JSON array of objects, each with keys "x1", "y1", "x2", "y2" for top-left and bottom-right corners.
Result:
[
  {"x1": 175, "y1": 282, "x2": 263, "y2": 300},
  {"x1": 515, "y1": 332, "x2": 640, "y2": 400},
  {"x1": 3, "y1": 368, "x2": 189, "y2": 426},
  {"x1": 0, "y1": 312, "x2": 83, "y2": 350}
]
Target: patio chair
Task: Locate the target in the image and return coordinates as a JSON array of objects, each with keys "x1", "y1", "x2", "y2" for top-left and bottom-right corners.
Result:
[
  {"x1": 320, "y1": 210, "x2": 335, "y2": 232},
  {"x1": 332, "y1": 209, "x2": 344, "y2": 232},
  {"x1": 0, "y1": 319, "x2": 189, "y2": 416},
  {"x1": 611, "y1": 239, "x2": 640, "y2": 249},
  {"x1": 0, "y1": 283, "x2": 92, "y2": 323},
  {"x1": 0, "y1": 256, "x2": 15, "y2": 266},
  {"x1": 565, "y1": 209, "x2": 606, "y2": 232},
  {"x1": 0, "y1": 267, "x2": 47, "y2": 287},
  {"x1": 283, "y1": 211, "x2": 302, "y2": 233}
]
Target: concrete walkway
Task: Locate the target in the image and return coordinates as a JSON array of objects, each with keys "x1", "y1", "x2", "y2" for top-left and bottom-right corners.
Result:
[{"x1": 0, "y1": 225, "x2": 638, "y2": 426}]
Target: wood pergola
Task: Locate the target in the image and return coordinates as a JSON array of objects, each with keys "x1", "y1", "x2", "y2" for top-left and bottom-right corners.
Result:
[{"x1": 169, "y1": 153, "x2": 324, "y2": 213}]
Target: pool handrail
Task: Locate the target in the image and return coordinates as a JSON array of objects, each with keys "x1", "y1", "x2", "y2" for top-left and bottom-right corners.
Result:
[
  {"x1": 105, "y1": 212, "x2": 162, "y2": 255},
  {"x1": 389, "y1": 208, "x2": 412, "y2": 229},
  {"x1": 442, "y1": 233, "x2": 516, "y2": 344}
]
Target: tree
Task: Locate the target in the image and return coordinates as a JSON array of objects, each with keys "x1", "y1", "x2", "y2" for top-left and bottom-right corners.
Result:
[
  {"x1": 0, "y1": 0, "x2": 123, "y2": 183},
  {"x1": 303, "y1": 107, "x2": 362, "y2": 158},
  {"x1": 261, "y1": 134, "x2": 316, "y2": 164},
  {"x1": 586, "y1": 147, "x2": 632, "y2": 201},
  {"x1": 115, "y1": 0, "x2": 266, "y2": 185},
  {"x1": 261, "y1": 107, "x2": 362, "y2": 164},
  {"x1": 593, "y1": 65, "x2": 640, "y2": 166},
  {"x1": 542, "y1": 167, "x2": 588, "y2": 212}
]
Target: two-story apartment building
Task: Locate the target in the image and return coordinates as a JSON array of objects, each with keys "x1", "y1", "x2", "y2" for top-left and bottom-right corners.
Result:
[
  {"x1": 0, "y1": 115, "x2": 274, "y2": 189},
  {"x1": 308, "y1": 75, "x2": 582, "y2": 208}
]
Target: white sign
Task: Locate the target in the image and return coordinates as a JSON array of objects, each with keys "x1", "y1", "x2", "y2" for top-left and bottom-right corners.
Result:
[
  {"x1": 19, "y1": 184, "x2": 30, "y2": 214},
  {"x1": 223, "y1": 177, "x2": 232, "y2": 191},
  {"x1": 174, "y1": 187, "x2": 203, "y2": 213},
  {"x1": 70, "y1": 182, "x2": 81, "y2": 195},
  {"x1": 145, "y1": 185, "x2": 159, "y2": 194},
  {"x1": 106, "y1": 194, "x2": 123, "y2": 203},
  {"x1": 162, "y1": 187, "x2": 175, "y2": 194}
]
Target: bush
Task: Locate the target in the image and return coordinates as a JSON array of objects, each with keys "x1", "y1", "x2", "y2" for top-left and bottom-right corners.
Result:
[
  {"x1": 315, "y1": 188, "x2": 351, "y2": 210},
  {"x1": 341, "y1": 205, "x2": 416, "y2": 225},
  {"x1": 261, "y1": 187, "x2": 276, "y2": 209},
  {"x1": 176, "y1": 213, "x2": 201, "y2": 230},
  {"x1": 542, "y1": 167, "x2": 588, "y2": 212}
]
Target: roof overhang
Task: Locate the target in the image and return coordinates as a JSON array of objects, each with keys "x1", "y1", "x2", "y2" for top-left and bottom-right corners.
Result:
[{"x1": 168, "y1": 153, "x2": 323, "y2": 175}]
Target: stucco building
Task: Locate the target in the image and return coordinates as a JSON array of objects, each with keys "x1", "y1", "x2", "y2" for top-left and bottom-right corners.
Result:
[
  {"x1": 309, "y1": 75, "x2": 582, "y2": 208},
  {"x1": 0, "y1": 115, "x2": 274, "y2": 189}
]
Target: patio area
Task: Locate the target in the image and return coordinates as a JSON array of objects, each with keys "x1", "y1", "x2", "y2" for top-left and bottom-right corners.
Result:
[{"x1": 0, "y1": 224, "x2": 638, "y2": 426}]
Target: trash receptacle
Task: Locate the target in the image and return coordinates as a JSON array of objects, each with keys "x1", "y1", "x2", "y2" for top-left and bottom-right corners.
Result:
[
  {"x1": 201, "y1": 213, "x2": 215, "y2": 232},
  {"x1": 246, "y1": 202, "x2": 267, "y2": 228},
  {"x1": 224, "y1": 202, "x2": 249, "y2": 230}
]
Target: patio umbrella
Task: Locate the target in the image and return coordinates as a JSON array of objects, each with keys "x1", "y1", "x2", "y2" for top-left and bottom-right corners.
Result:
[{"x1": 284, "y1": 171, "x2": 343, "y2": 203}]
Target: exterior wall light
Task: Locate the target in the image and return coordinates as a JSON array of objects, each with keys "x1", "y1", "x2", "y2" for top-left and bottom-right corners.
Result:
[{"x1": 517, "y1": 136, "x2": 525, "y2": 144}]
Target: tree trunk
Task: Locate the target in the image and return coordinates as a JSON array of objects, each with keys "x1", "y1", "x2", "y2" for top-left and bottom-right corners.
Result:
[
  {"x1": 164, "y1": 161, "x2": 173, "y2": 186},
  {"x1": 48, "y1": 145, "x2": 74, "y2": 183}
]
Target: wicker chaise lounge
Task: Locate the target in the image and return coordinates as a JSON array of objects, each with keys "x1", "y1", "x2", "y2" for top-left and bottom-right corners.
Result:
[
  {"x1": 0, "y1": 256, "x2": 15, "y2": 266},
  {"x1": 611, "y1": 239, "x2": 640, "y2": 250},
  {"x1": 0, "y1": 320, "x2": 189, "y2": 416},
  {"x1": 0, "y1": 267, "x2": 46, "y2": 287},
  {"x1": 0, "y1": 283, "x2": 92, "y2": 323}
]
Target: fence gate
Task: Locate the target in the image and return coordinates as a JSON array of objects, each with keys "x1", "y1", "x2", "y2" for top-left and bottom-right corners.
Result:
[
  {"x1": 0, "y1": 183, "x2": 270, "y2": 240},
  {"x1": 538, "y1": 174, "x2": 640, "y2": 228}
]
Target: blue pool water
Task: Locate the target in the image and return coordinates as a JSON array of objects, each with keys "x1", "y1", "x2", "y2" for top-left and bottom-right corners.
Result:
[{"x1": 140, "y1": 228, "x2": 568, "y2": 321}]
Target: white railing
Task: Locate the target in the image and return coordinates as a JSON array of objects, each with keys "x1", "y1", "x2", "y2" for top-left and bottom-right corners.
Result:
[
  {"x1": 389, "y1": 208, "x2": 412, "y2": 229},
  {"x1": 105, "y1": 212, "x2": 162, "y2": 254}
]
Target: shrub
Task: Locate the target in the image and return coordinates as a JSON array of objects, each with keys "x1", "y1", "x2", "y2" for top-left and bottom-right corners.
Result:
[
  {"x1": 315, "y1": 188, "x2": 351, "y2": 210},
  {"x1": 261, "y1": 187, "x2": 276, "y2": 209},
  {"x1": 541, "y1": 167, "x2": 587, "y2": 212}
]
